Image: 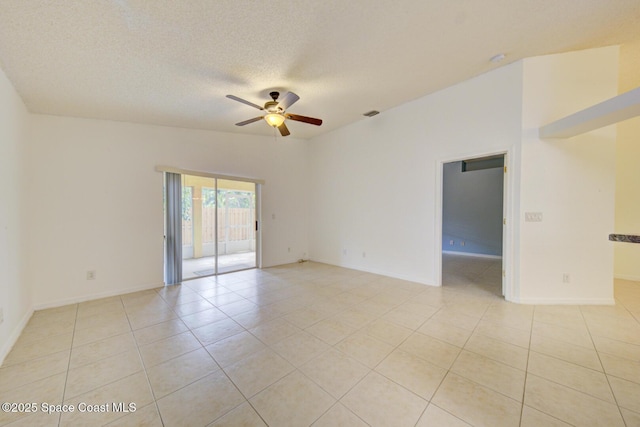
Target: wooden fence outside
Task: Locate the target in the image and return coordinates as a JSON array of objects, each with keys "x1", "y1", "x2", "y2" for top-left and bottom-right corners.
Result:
[{"x1": 182, "y1": 207, "x2": 255, "y2": 246}]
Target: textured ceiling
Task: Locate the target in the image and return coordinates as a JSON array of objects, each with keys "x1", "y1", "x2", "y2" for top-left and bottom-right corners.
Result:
[{"x1": 0, "y1": 1, "x2": 639, "y2": 139}]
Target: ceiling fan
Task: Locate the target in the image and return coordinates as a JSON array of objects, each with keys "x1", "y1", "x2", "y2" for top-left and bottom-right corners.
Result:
[{"x1": 226, "y1": 91, "x2": 323, "y2": 136}]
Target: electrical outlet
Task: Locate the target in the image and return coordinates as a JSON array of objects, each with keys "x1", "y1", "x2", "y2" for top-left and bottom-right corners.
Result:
[
  {"x1": 362, "y1": 252, "x2": 366, "y2": 258},
  {"x1": 449, "y1": 240, "x2": 454, "y2": 245},
  {"x1": 563, "y1": 273, "x2": 570, "y2": 283},
  {"x1": 87, "y1": 270, "x2": 96, "y2": 280},
  {"x1": 287, "y1": 247, "x2": 291, "y2": 252},
  {"x1": 461, "y1": 241, "x2": 465, "y2": 246},
  {"x1": 0, "y1": 307, "x2": 4, "y2": 325}
]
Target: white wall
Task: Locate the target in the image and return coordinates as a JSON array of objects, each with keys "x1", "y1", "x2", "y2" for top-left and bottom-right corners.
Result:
[
  {"x1": 309, "y1": 46, "x2": 620, "y2": 304},
  {"x1": 1, "y1": 46, "x2": 627, "y2": 362},
  {"x1": 28, "y1": 116, "x2": 309, "y2": 308},
  {"x1": 0, "y1": 67, "x2": 32, "y2": 363},
  {"x1": 519, "y1": 46, "x2": 618, "y2": 304},
  {"x1": 308, "y1": 63, "x2": 523, "y2": 285},
  {"x1": 615, "y1": 41, "x2": 640, "y2": 281}
]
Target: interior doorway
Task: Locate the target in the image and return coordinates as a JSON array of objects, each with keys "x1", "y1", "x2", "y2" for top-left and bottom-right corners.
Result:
[{"x1": 440, "y1": 154, "x2": 506, "y2": 297}]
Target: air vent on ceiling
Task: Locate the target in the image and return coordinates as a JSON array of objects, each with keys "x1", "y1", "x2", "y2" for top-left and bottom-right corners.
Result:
[{"x1": 363, "y1": 110, "x2": 380, "y2": 117}]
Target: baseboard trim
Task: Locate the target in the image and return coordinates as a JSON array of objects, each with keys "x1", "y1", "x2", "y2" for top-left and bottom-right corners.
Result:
[
  {"x1": 32, "y1": 282, "x2": 165, "y2": 311},
  {"x1": 0, "y1": 307, "x2": 34, "y2": 366},
  {"x1": 614, "y1": 274, "x2": 640, "y2": 282},
  {"x1": 306, "y1": 257, "x2": 438, "y2": 287},
  {"x1": 442, "y1": 250, "x2": 502, "y2": 260},
  {"x1": 2, "y1": 281, "x2": 167, "y2": 365},
  {"x1": 513, "y1": 297, "x2": 615, "y2": 305}
]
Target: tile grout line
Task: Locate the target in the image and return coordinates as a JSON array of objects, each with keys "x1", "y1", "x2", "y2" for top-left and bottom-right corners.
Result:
[
  {"x1": 523, "y1": 307, "x2": 594, "y2": 427},
  {"x1": 292, "y1": 353, "x2": 371, "y2": 426},
  {"x1": 39, "y1": 304, "x2": 153, "y2": 424},
  {"x1": 87, "y1": 278, "x2": 428, "y2": 424},
  {"x1": 421, "y1": 300, "x2": 503, "y2": 426},
  {"x1": 412, "y1": 317, "x2": 459, "y2": 427},
  {"x1": 518, "y1": 304, "x2": 535, "y2": 427},
  {"x1": 8, "y1": 262, "x2": 634, "y2": 427},
  {"x1": 612, "y1": 288, "x2": 640, "y2": 324},
  {"x1": 246, "y1": 283, "x2": 440, "y2": 425},
  {"x1": 179, "y1": 282, "x2": 269, "y2": 426},
  {"x1": 208, "y1": 270, "x2": 632, "y2": 424},
  {"x1": 525, "y1": 306, "x2": 629, "y2": 426},
  {"x1": 579, "y1": 304, "x2": 628, "y2": 426},
  {"x1": 376, "y1": 296, "x2": 485, "y2": 426},
  {"x1": 524, "y1": 348, "x2": 625, "y2": 394},
  {"x1": 55, "y1": 303, "x2": 80, "y2": 427},
  {"x1": 67, "y1": 299, "x2": 156, "y2": 424},
  {"x1": 159, "y1": 277, "x2": 302, "y2": 424},
  {"x1": 122, "y1": 291, "x2": 166, "y2": 427}
]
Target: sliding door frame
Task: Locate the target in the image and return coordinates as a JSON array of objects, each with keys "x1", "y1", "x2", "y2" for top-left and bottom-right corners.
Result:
[{"x1": 158, "y1": 166, "x2": 264, "y2": 283}]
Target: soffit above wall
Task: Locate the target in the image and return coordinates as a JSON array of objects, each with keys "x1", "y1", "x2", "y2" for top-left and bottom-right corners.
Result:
[{"x1": 539, "y1": 87, "x2": 640, "y2": 138}]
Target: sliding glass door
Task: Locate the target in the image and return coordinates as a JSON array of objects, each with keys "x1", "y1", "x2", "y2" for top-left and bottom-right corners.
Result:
[
  {"x1": 216, "y1": 179, "x2": 257, "y2": 274},
  {"x1": 165, "y1": 171, "x2": 258, "y2": 282},
  {"x1": 181, "y1": 175, "x2": 216, "y2": 279}
]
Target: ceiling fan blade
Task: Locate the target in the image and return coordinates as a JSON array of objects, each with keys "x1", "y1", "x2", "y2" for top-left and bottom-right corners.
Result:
[
  {"x1": 285, "y1": 113, "x2": 323, "y2": 126},
  {"x1": 278, "y1": 122, "x2": 290, "y2": 137},
  {"x1": 226, "y1": 94, "x2": 264, "y2": 110},
  {"x1": 277, "y1": 92, "x2": 300, "y2": 111},
  {"x1": 235, "y1": 116, "x2": 264, "y2": 126}
]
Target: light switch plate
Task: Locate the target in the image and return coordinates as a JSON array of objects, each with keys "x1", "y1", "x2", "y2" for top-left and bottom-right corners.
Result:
[{"x1": 525, "y1": 212, "x2": 543, "y2": 222}]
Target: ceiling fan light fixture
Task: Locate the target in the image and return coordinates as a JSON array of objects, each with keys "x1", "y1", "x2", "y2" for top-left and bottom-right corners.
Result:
[
  {"x1": 228, "y1": 92, "x2": 322, "y2": 135},
  {"x1": 264, "y1": 112, "x2": 286, "y2": 127}
]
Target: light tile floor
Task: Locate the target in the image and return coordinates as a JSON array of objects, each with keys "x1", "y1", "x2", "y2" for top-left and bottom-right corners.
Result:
[{"x1": 1, "y1": 254, "x2": 639, "y2": 426}]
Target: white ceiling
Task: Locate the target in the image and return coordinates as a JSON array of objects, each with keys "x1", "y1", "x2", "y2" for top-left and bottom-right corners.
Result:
[{"x1": 0, "y1": 1, "x2": 639, "y2": 139}]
